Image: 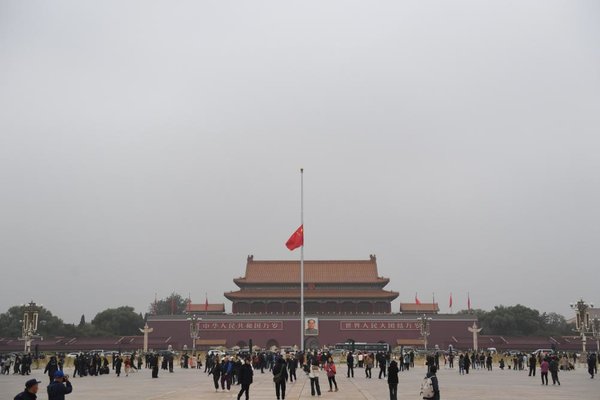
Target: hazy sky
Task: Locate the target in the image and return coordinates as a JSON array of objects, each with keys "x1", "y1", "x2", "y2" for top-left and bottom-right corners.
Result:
[{"x1": 1, "y1": 1, "x2": 599, "y2": 324}]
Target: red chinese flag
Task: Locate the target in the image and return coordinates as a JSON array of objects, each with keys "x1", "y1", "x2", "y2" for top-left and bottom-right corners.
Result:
[
  {"x1": 467, "y1": 294, "x2": 471, "y2": 310},
  {"x1": 449, "y1": 293, "x2": 453, "y2": 308},
  {"x1": 205, "y1": 294, "x2": 209, "y2": 312},
  {"x1": 285, "y1": 225, "x2": 304, "y2": 251},
  {"x1": 415, "y1": 294, "x2": 421, "y2": 305}
]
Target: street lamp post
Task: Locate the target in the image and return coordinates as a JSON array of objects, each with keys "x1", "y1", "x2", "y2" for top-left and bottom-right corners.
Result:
[
  {"x1": 418, "y1": 314, "x2": 433, "y2": 351},
  {"x1": 187, "y1": 314, "x2": 202, "y2": 358},
  {"x1": 570, "y1": 299, "x2": 593, "y2": 360},
  {"x1": 19, "y1": 301, "x2": 42, "y2": 353}
]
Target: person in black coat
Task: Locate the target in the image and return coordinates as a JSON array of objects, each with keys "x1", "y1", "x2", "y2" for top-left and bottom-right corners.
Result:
[
  {"x1": 14, "y1": 378, "x2": 40, "y2": 400},
  {"x1": 378, "y1": 353, "x2": 387, "y2": 379},
  {"x1": 528, "y1": 354, "x2": 536, "y2": 377},
  {"x1": 237, "y1": 358, "x2": 253, "y2": 400},
  {"x1": 423, "y1": 366, "x2": 440, "y2": 400},
  {"x1": 151, "y1": 354, "x2": 159, "y2": 378},
  {"x1": 114, "y1": 355, "x2": 122, "y2": 377},
  {"x1": 272, "y1": 358, "x2": 288, "y2": 400},
  {"x1": 44, "y1": 357, "x2": 59, "y2": 384},
  {"x1": 387, "y1": 360, "x2": 399, "y2": 400},
  {"x1": 588, "y1": 353, "x2": 597, "y2": 379},
  {"x1": 209, "y1": 359, "x2": 222, "y2": 392},
  {"x1": 346, "y1": 352, "x2": 354, "y2": 378},
  {"x1": 287, "y1": 356, "x2": 297, "y2": 382}
]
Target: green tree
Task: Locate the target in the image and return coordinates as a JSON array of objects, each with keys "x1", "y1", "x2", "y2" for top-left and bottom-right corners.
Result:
[
  {"x1": 0, "y1": 305, "x2": 75, "y2": 337},
  {"x1": 91, "y1": 306, "x2": 144, "y2": 336},
  {"x1": 458, "y1": 304, "x2": 573, "y2": 336},
  {"x1": 79, "y1": 314, "x2": 86, "y2": 328},
  {"x1": 542, "y1": 312, "x2": 574, "y2": 335},
  {"x1": 149, "y1": 293, "x2": 189, "y2": 315}
]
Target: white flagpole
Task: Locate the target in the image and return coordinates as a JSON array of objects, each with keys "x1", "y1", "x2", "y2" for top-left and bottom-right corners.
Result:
[{"x1": 300, "y1": 168, "x2": 305, "y2": 352}]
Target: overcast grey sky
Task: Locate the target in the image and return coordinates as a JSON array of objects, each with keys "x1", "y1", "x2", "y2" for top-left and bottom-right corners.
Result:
[{"x1": 1, "y1": 1, "x2": 599, "y2": 324}]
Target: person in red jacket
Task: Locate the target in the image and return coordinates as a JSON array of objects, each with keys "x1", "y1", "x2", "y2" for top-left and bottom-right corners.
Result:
[
  {"x1": 324, "y1": 357, "x2": 338, "y2": 392},
  {"x1": 540, "y1": 358, "x2": 549, "y2": 386}
]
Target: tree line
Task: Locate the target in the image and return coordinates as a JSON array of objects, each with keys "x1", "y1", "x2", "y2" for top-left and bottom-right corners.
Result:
[
  {"x1": 457, "y1": 304, "x2": 574, "y2": 336},
  {"x1": 0, "y1": 305, "x2": 145, "y2": 338}
]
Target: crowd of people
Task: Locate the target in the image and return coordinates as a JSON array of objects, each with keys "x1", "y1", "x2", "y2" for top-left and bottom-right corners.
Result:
[
  {"x1": 5, "y1": 347, "x2": 600, "y2": 400},
  {"x1": 1, "y1": 353, "x2": 35, "y2": 376},
  {"x1": 202, "y1": 349, "x2": 437, "y2": 400}
]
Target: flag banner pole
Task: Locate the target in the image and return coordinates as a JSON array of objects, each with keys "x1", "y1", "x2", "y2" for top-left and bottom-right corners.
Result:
[{"x1": 300, "y1": 168, "x2": 304, "y2": 352}]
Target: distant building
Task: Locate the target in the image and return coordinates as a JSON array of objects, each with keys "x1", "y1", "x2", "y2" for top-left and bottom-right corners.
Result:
[
  {"x1": 148, "y1": 255, "x2": 476, "y2": 350},
  {"x1": 399, "y1": 303, "x2": 440, "y2": 314},
  {"x1": 224, "y1": 255, "x2": 399, "y2": 314},
  {"x1": 185, "y1": 303, "x2": 225, "y2": 315}
]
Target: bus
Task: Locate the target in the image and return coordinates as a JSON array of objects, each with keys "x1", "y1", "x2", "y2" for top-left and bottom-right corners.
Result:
[{"x1": 334, "y1": 342, "x2": 390, "y2": 353}]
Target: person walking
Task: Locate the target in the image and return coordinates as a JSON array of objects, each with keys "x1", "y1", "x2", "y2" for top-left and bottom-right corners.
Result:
[
  {"x1": 114, "y1": 355, "x2": 122, "y2": 377},
  {"x1": 287, "y1": 355, "x2": 297, "y2": 383},
  {"x1": 378, "y1": 353, "x2": 387, "y2": 379},
  {"x1": 346, "y1": 352, "x2": 354, "y2": 378},
  {"x1": 308, "y1": 360, "x2": 321, "y2": 397},
  {"x1": 237, "y1": 358, "x2": 253, "y2": 400},
  {"x1": 272, "y1": 358, "x2": 288, "y2": 400},
  {"x1": 420, "y1": 366, "x2": 440, "y2": 400},
  {"x1": 151, "y1": 354, "x2": 159, "y2": 379},
  {"x1": 365, "y1": 354, "x2": 373, "y2": 378},
  {"x1": 324, "y1": 357, "x2": 338, "y2": 392},
  {"x1": 387, "y1": 360, "x2": 399, "y2": 400},
  {"x1": 221, "y1": 358, "x2": 233, "y2": 392},
  {"x1": 47, "y1": 371, "x2": 72, "y2": 400},
  {"x1": 549, "y1": 356, "x2": 560, "y2": 386},
  {"x1": 209, "y1": 358, "x2": 222, "y2": 392},
  {"x1": 14, "y1": 378, "x2": 41, "y2": 400},
  {"x1": 588, "y1": 353, "x2": 597, "y2": 379},
  {"x1": 44, "y1": 357, "x2": 59, "y2": 384},
  {"x1": 540, "y1": 358, "x2": 549, "y2": 385},
  {"x1": 528, "y1": 354, "x2": 536, "y2": 377},
  {"x1": 124, "y1": 356, "x2": 131, "y2": 377},
  {"x1": 463, "y1": 353, "x2": 471, "y2": 374}
]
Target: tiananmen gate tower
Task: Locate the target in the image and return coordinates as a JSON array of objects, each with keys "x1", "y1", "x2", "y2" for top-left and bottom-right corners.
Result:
[{"x1": 147, "y1": 255, "x2": 476, "y2": 350}]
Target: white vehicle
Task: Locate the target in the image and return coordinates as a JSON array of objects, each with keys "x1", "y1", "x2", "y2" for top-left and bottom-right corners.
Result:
[
  {"x1": 207, "y1": 349, "x2": 225, "y2": 357},
  {"x1": 66, "y1": 352, "x2": 80, "y2": 358}
]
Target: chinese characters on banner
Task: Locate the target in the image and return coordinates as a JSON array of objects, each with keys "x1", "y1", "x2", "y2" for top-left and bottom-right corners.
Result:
[
  {"x1": 339, "y1": 321, "x2": 421, "y2": 330},
  {"x1": 196, "y1": 320, "x2": 422, "y2": 331},
  {"x1": 199, "y1": 321, "x2": 284, "y2": 331}
]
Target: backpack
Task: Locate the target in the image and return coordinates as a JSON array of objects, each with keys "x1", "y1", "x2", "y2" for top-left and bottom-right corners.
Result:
[
  {"x1": 420, "y1": 377, "x2": 435, "y2": 399},
  {"x1": 273, "y1": 367, "x2": 284, "y2": 383}
]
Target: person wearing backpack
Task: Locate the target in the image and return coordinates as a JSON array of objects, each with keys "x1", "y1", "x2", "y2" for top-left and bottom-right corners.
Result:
[
  {"x1": 272, "y1": 358, "x2": 288, "y2": 400},
  {"x1": 324, "y1": 357, "x2": 338, "y2": 392},
  {"x1": 420, "y1": 365, "x2": 440, "y2": 400},
  {"x1": 387, "y1": 360, "x2": 399, "y2": 400}
]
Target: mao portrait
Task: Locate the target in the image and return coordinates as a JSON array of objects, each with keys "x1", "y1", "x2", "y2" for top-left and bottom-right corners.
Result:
[{"x1": 305, "y1": 318, "x2": 319, "y2": 336}]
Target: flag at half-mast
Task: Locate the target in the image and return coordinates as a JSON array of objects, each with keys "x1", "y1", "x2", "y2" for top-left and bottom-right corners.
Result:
[{"x1": 285, "y1": 225, "x2": 304, "y2": 251}]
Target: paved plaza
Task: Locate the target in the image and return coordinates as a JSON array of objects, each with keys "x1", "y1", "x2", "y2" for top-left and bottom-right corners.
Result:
[{"x1": 1, "y1": 363, "x2": 599, "y2": 400}]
